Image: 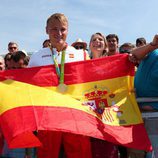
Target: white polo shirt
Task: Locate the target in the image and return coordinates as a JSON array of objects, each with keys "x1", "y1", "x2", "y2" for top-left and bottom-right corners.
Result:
[{"x1": 28, "y1": 46, "x2": 88, "y2": 67}]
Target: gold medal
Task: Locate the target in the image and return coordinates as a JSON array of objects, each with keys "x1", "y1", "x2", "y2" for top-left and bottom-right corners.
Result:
[
  {"x1": 57, "y1": 83, "x2": 68, "y2": 93},
  {"x1": 52, "y1": 49, "x2": 67, "y2": 93}
]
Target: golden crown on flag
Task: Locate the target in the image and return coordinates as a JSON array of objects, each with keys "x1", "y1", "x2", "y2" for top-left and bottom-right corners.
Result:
[{"x1": 84, "y1": 85, "x2": 108, "y2": 100}]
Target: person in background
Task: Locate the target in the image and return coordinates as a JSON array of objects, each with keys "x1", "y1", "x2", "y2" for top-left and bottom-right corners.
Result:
[
  {"x1": 136, "y1": 37, "x2": 147, "y2": 47},
  {"x1": 1, "y1": 50, "x2": 30, "y2": 158},
  {"x1": 120, "y1": 43, "x2": 139, "y2": 68},
  {"x1": 11, "y1": 50, "x2": 29, "y2": 69},
  {"x1": 4, "y1": 53, "x2": 13, "y2": 70},
  {"x1": 89, "y1": 32, "x2": 108, "y2": 58},
  {"x1": 28, "y1": 13, "x2": 92, "y2": 158},
  {"x1": 71, "y1": 38, "x2": 87, "y2": 50},
  {"x1": 89, "y1": 32, "x2": 119, "y2": 158},
  {"x1": 119, "y1": 42, "x2": 135, "y2": 54},
  {"x1": 42, "y1": 39, "x2": 51, "y2": 48},
  {"x1": 113, "y1": 34, "x2": 158, "y2": 158},
  {"x1": 106, "y1": 34, "x2": 119, "y2": 56},
  {"x1": 134, "y1": 38, "x2": 158, "y2": 158},
  {"x1": 4, "y1": 50, "x2": 29, "y2": 70},
  {"x1": 71, "y1": 38, "x2": 89, "y2": 58},
  {"x1": 122, "y1": 35, "x2": 158, "y2": 158},
  {"x1": 7, "y1": 42, "x2": 18, "y2": 54}
]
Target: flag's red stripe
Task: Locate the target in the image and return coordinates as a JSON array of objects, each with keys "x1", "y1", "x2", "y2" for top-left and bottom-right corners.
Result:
[
  {"x1": 0, "y1": 106, "x2": 151, "y2": 151},
  {"x1": 0, "y1": 54, "x2": 134, "y2": 87}
]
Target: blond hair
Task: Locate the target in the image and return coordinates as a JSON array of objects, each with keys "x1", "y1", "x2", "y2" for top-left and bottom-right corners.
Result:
[
  {"x1": 46, "y1": 13, "x2": 68, "y2": 27},
  {"x1": 90, "y1": 32, "x2": 108, "y2": 56}
]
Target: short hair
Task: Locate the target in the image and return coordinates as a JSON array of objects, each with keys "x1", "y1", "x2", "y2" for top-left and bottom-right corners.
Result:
[
  {"x1": 136, "y1": 37, "x2": 146, "y2": 46},
  {"x1": 11, "y1": 51, "x2": 26, "y2": 62},
  {"x1": 106, "y1": 34, "x2": 119, "y2": 43},
  {"x1": 46, "y1": 13, "x2": 68, "y2": 27},
  {"x1": 11, "y1": 51, "x2": 30, "y2": 66},
  {"x1": 8, "y1": 42, "x2": 18, "y2": 48},
  {"x1": 119, "y1": 42, "x2": 135, "y2": 53}
]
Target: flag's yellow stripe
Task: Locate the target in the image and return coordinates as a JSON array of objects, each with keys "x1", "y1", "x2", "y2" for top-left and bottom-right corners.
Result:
[{"x1": 0, "y1": 75, "x2": 142, "y2": 126}]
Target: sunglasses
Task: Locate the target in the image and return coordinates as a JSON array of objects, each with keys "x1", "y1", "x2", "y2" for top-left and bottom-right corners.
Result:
[
  {"x1": 120, "y1": 49, "x2": 131, "y2": 54},
  {"x1": 9, "y1": 47, "x2": 17, "y2": 50},
  {"x1": 74, "y1": 45, "x2": 84, "y2": 50}
]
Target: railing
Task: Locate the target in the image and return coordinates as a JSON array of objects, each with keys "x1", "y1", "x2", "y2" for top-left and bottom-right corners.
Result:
[{"x1": 136, "y1": 97, "x2": 158, "y2": 118}]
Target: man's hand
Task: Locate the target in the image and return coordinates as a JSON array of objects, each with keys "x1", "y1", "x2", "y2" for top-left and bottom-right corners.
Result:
[
  {"x1": 128, "y1": 53, "x2": 139, "y2": 64},
  {"x1": 150, "y1": 34, "x2": 158, "y2": 47}
]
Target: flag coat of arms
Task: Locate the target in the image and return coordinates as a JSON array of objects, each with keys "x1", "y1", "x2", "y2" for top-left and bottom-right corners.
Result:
[{"x1": 0, "y1": 54, "x2": 152, "y2": 151}]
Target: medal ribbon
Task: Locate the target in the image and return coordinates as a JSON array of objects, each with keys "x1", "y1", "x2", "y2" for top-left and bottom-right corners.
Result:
[
  {"x1": 51, "y1": 48, "x2": 66, "y2": 84},
  {"x1": 59, "y1": 50, "x2": 66, "y2": 84},
  {"x1": 52, "y1": 50, "x2": 60, "y2": 77}
]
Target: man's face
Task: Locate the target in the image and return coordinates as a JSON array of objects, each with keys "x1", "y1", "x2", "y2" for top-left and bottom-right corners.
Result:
[
  {"x1": 107, "y1": 37, "x2": 118, "y2": 53},
  {"x1": 46, "y1": 19, "x2": 68, "y2": 49},
  {"x1": 120, "y1": 46, "x2": 132, "y2": 54},
  {"x1": 6, "y1": 59, "x2": 14, "y2": 70},
  {"x1": 14, "y1": 59, "x2": 26, "y2": 69},
  {"x1": 74, "y1": 44, "x2": 84, "y2": 50},
  {"x1": 136, "y1": 42, "x2": 146, "y2": 47},
  {"x1": 8, "y1": 44, "x2": 18, "y2": 53}
]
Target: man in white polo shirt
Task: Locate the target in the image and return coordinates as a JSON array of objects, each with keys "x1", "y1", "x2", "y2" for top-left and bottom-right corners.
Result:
[
  {"x1": 28, "y1": 16, "x2": 88, "y2": 67},
  {"x1": 28, "y1": 13, "x2": 91, "y2": 158},
  {"x1": 28, "y1": 44, "x2": 87, "y2": 67}
]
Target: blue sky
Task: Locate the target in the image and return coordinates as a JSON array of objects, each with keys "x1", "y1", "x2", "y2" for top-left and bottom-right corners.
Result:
[{"x1": 0, "y1": 0, "x2": 158, "y2": 55}]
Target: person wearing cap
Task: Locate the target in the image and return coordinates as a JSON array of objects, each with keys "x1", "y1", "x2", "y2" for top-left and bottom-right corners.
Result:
[
  {"x1": 71, "y1": 38, "x2": 87, "y2": 50},
  {"x1": 71, "y1": 38, "x2": 89, "y2": 59},
  {"x1": 28, "y1": 13, "x2": 91, "y2": 158}
]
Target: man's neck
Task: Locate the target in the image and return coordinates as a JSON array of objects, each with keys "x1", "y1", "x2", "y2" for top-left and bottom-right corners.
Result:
[
  {"x1": 53, "y1": 43, "x2": 67, "y2": 52},
  {"x1": 108, "y1": 51, "x2": 118, "y2": 56}
]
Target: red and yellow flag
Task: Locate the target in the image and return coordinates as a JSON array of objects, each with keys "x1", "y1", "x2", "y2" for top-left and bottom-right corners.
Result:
[{"x1": 0, "y1": 54, "x2": 151, "y2": 151}]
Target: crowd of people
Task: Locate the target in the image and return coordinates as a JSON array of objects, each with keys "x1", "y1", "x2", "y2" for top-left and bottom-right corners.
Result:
[{"x1": 0, "y1": 12, "x2": 158, "y2": 158}]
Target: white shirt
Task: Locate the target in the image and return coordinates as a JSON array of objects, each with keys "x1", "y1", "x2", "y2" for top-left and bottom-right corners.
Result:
[{"x1": 28, "y1": 46, "x2": 88, "y2": 67}]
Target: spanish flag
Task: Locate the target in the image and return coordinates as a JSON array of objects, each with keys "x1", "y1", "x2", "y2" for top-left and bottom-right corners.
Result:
[{"x1": 0, "y1": 54, "x2": 151, "y2": 151}]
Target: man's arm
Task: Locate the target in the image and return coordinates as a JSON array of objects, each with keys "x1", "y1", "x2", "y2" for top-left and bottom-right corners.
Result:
[{"x1": 131, "y1": 34, "x2": 158, "y2": 60}]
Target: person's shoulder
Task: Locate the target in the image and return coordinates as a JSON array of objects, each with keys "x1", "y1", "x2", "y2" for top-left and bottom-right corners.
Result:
[
  {"x1": 38, "y1": 47, "x2": 51, "y2": 54},
  {"x1": 31, "y1": 48, "x2": 51, "y2": 56},
  {"x1": 28, "y1": 48, "x2": 51, "y2": 67}
]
